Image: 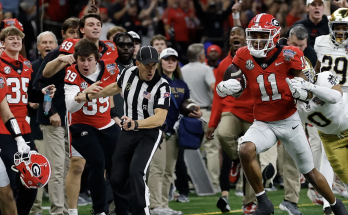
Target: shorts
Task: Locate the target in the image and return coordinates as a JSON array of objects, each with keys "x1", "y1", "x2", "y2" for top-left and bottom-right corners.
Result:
[
  {"x1": 0, "y1": 157, "x2": 9, "y2": 187},
  {"x1": 239, "y1": 111, "x2": 314, "y2": 174}
]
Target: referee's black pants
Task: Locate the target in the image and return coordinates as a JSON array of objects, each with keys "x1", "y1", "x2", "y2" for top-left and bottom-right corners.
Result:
[
  {"x1": 110, "y1": 128, "x2": 162, "y2": 215},
  {"x1": 70, "y1": 123, "x2": 127, "y2": 214},
  {"x1": 0, "y1": 133, "x2": 37, "y2": 215}
]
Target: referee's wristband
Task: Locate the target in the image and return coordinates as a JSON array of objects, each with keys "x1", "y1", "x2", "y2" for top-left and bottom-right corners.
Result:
[
  {"x1": 134, "y1": 120, "x2": 139, "y2": 131},
  {"x1": 86, "y1": 93, "x2": 90, "y2": 101}
]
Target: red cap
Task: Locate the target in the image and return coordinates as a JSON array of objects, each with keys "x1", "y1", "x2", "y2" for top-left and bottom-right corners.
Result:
[
  {"x1": 1, "y1": 19, "x2": 24, "y2": 32},
  {"x1": 207, "y1": 45, "x2": 221, "y2": 56},
  {"x1": 99, "y1": 7, "x2": 108, "y2": 14}
]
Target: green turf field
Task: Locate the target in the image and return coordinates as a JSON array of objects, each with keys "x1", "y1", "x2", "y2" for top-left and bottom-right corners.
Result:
[{"x1": 40, "y1": 187, "x2": 348, "y2": 215}]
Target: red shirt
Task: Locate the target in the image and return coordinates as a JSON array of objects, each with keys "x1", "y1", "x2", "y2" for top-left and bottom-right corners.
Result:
[
  {"x1": 42, "y1": 0, "x2": 69, "y2": 22},
  {"x1": 286, "y1": 13, "x2": 301, "y2": 27},
  {"x1": 208, "y1": 53, "x2": 254, "y2": 128},
  {"x1": 233, "y1": 46, "x2": 305, "y2": 122},
  {"x1": 65, "y1": 59, "x2": 119, "y2": 129},
  {"x1": 0, "y1": 52, "x2": 33, "y2": 134},
  {"x1": 59, "y1": 38, "x2": 118, "y2": 61},
  {"x1": 162, "y1": 7, "x2": 193, "y2": 42},
  {"x1": 0, "y1": 74, "x2": 8, "y2": 102}
]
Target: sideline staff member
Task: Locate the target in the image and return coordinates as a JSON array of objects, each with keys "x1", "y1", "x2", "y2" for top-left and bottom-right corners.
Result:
[{"x1": 75, "y1": 46, "x2": 170, "y2": 215}]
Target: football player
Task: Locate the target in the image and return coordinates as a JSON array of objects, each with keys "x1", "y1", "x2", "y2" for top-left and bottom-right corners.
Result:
[
  {"x1": 314, "y1": 8, "x2": 348, "y2": 90},
  {"x1": 288, "y1": 58, "x2": 348, "y2": 215},
  {"x1": 60, "y1": 38, "x2": 123, "y2": 215},
  {"x1": 41, "y1": 13, "x2": 120, "y2": 214},
  {"x1": 217, "y1": 13, "x2": 347, "y2": 215},
  {"x1": 0, "y1": 27, "x2": 55, "y2": 215}
]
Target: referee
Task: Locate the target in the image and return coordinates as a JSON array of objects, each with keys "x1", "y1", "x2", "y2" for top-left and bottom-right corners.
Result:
[{"x1": 75, "y1": 46, "x2": 171, "y2": 215}]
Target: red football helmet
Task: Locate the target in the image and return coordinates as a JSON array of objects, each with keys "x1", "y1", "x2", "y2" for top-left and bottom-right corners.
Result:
[
  {"x1": 246, "y1": 13, "x2": 281, "y2": 58},
  {"x1": 12, "y1": 151, "x2": 51, "y2": 189}
]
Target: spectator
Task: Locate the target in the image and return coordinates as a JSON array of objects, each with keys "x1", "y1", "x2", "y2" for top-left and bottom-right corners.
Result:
[
  {"x1": 150, "y1": 34, "x2": 167, "y2": 55},
  {"x1": 0, "y1": 3, "x2": 3, "y2": 21},
  {"x1": 287, "y1": 25, "x2": 317, "y2": 67},
  {"x1": 0, "y1": 0, "x2": 19, "y2": 18},
  {"x1": 206, "y1": 45, "x2": 221, "y2": 69},
  {"x1": 286, "y1": 0, "x2": 306, "y2": 28},
  {"x1": 113, "y1": 32, "x2": 136, "y2": 119},
  {"x1": 79, "y1": 0, "x2": 102, "y2": 18},
  {"x1": 128, "y1": 31, "x2": 142, "y2": 58},
  {"x1": 181, "y1": 43, "x2": 220, "y2": 192},
  {"x1": 289, "y1": 0, "x2": 329, "y2": 48},
  {"x1": 29, "y1": 31, "x2": 58, "y2": 215},
  {"x1": 162, "y1": 0, "x2": 197, "y2": 54},
  {"x1": 118, "y1": 1, "x2": 149, "y2": 36},
  {"x1": 33, "y1": 17, "x2": 80, "y2": 215},
  {"x1": 106, "y1": 26, "x2": 126, "y2": 41},
  {"x1": 100, "y1": 7, "x2": 116, "y2": 40},
  {"x1": 192, "y1": 0, "x2": 232, "y2": 42}
]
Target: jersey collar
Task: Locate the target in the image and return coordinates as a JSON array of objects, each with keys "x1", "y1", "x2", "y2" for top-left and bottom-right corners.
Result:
[
  {"x1": 75, "y1": 60, "x2": 105, "y2": 85},
  {"x1": 1, "y1": 51, "x2": 24, "y2": 74},
  {"x1": 252, "y1": 46, "x2": 284, "y2": 70}
]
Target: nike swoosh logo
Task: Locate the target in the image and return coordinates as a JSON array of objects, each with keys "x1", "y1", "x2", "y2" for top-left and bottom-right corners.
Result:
[
  {"x1": 103, "y1": 76, "x2": 110, "y2": 81},
  {"x1": 292, "y1": 124, "x2": 299, "y2": 130},
  {"x1": 106, "y1": 52, "x2": 111, "y2": 55},
  {"x1": 24, "y1": 69, "x2": 28, "y2": 71},
  {"x1": 275, "y1": 62, "x2": 283, "y2": 66}
]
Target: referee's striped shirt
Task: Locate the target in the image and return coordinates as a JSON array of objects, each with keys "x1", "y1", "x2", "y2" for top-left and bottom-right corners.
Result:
[{"x1": 117, "y1": 66, "x2": 171, "y2": 120}]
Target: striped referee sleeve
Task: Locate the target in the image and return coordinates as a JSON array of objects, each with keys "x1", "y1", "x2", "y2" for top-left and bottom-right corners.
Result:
[
  {"x1": 116, "y1": 68, "x2": 127, "y2": 88},
  {"x1": 154, "y1": 82, "x2": 171, "y2": 110}
]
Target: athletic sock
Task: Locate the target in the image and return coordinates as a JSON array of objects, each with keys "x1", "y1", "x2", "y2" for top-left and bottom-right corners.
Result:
[{"x1": 68, "y1": 209, "x2": 78, "y2": 215}]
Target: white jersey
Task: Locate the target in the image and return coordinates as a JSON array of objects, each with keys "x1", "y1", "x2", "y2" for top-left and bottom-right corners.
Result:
[
  {"x1": 297, "y1": 72, "x2": 348, "y2": 134},
  {"x1": 315, "y1": 35, "x2": 348, "y2": 92}
]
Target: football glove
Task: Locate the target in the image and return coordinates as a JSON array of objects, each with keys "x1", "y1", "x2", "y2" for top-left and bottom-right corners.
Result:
[
  {"x1": 286, "y1": 78, "x2": 309, "y2": 101},
  {"x1": 15, "y1": 136, "x2": 30, "y2": 154},
  {"x1": 216, "y1": 79, "x2": 242, "y2": 97},
  {"x1": 292, "y1": 77, "x2": 315, "y2": 91}
]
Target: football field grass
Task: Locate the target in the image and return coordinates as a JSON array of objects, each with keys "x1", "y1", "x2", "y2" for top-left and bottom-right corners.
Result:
[{"x1": 40, "y1": 187, "x2": 348, "y2": 214}]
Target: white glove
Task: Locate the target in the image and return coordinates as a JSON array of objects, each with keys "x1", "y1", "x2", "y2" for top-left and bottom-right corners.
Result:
[
  {"x1": 286, "y1": 78, "x2": 309, "y2": 101},
  {"x1": 216, "y1": 79, "x2": 242, "y2": 97},
  {"x1": 292, "y1": 77, "x2": 315, "y2": 91},
  {"x1": 15, "y1": 136, "x2": 30, "y2": 154}
]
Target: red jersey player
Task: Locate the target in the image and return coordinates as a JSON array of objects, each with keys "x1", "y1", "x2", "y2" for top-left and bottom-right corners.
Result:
[
  {"x1": 43, "y1": 13, "x2": 118, "y2": 78},
  {"x1": 217, "y1": 14, "x2": 347, "y2": 215},
  {"x1": 58, "y1": 38, "x2": 124, "y2": 215},
  {"x1": 0, "y1": 27, "x2": 55, "y2": 215}
]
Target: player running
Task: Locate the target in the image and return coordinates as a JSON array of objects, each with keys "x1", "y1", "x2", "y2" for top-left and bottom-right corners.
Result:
[{"x1": 217, "y1": 13, "x2": 347, "y2": 215}]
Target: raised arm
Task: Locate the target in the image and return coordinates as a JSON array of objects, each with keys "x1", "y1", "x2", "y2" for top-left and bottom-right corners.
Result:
[
  {"x1": 43, "y1": 54, "x2": 75, "y2": 78},
  {"x1": 121, "y1": 108, "x2": 168, "y2": 130}
]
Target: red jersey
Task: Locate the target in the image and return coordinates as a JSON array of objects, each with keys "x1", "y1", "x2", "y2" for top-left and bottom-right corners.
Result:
[
  {"x1": 0, "y1": 74, "x2": 8, "y2": 102},
  {"x1": 208, "y1": 53, "x2": 254, "y2": 128},
  {"x1": 162, "y1": 7, "x2": 194, "y2": 42},
  {"x1": 65, "y1": 59, "x2": 119, "y2": 129},
  {"x1": 233, "y1": 46, "x2": 305, "y2": 122},
  {"x1": 0, "y1": 52, "x2": 33, "y2": 134},
  {"x1": 59, "y1": 38, "x2": 118, "y2": 60}
]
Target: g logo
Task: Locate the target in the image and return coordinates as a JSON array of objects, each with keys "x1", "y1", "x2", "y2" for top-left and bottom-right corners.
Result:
[
  {"x1": 271, "y1": 18, "x2": 280, "y2": 27},
  {"x1": 32, "y1": 163, "x2": 41, "y2": 177}
]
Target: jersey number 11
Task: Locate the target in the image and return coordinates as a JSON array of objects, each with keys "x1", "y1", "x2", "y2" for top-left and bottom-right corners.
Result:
[{"x1": 257, "y1": 73, "x2": 281, "y2": 102}]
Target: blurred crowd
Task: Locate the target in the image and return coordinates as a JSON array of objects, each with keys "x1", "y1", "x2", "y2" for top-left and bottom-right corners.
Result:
[{"x1": 0, "y1": 0, "x2": 345, "y2": 62}]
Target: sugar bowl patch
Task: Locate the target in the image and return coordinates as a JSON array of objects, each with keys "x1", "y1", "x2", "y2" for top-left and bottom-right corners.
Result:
[
  {"x1": 106, "y1": 63, "x2": 117, "y2": 75},
  {"x1": 283, "y1": 49, "x2": 296, "y2": 61}
]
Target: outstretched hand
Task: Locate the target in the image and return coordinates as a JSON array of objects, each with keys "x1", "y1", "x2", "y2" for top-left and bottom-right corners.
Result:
[{"x1": 84, "y1": 81, "x2": 103, "y2": 94}]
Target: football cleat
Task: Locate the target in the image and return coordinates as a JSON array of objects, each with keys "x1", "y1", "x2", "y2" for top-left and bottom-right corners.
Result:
[
  {"x1": 229, "y1": 160, "x2": 241, "y2": 184},
  {"x1": 307, "y1": 188, "x2": 323, "y2": 205},
  {"x1": 12, "y1": 151, "x2": 51, "y2": 189},
  {"x1": 243, "y1": 202, "x2": 257, "y2": 214}
]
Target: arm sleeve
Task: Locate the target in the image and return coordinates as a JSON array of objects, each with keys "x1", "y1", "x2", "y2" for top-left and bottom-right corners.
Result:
[
  {"x1": 116, "y1": 68, "x2": 127, "y2": 88},
  {"x1": 219, "y1": 2, "x2": 233, "y2": 21},
  {"x1": 312, "y1": 73, "x2": 342, "y2": 103},
  {"x1": 193, "y1": 0, "x2": 204, "y2": 19},
  {"x1": 154, "y1": 82, "x2": 171, "y2": 110},
  {"x1": 208, "y1": 65, "x2": 225, "y2": 128},
  {"x1": 204, "y1": 67, "x2": 216, "y2": 86},
  {"x1": 232, "y1": 48, "x2": 244, "y2": 68},
  {"x1": 64, "y1": 84, "x2": 86, "y2": 113}
]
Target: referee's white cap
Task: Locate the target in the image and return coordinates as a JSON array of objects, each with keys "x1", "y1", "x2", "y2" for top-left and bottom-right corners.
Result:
[
  {"x1": 136, "y1": 46, "x2": 159, "y2": 65},
  {"x1": 159, "y1": 48, "x2": 178, "y2": 60}
]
